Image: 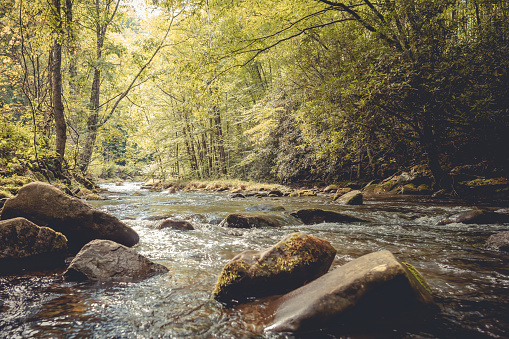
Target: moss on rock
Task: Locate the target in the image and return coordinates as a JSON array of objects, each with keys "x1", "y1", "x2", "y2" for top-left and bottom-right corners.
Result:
[
  {"x1": 212, "y1": 232, "x2": 336, "y2": 303},
  {"x1": 402, "y1": 262, "x2": 432, "y2": 295}
]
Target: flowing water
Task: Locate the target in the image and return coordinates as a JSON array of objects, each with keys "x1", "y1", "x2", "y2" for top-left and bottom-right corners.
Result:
[{"x1": 1, "y1": 182, "x2": 509, "y2": 338}]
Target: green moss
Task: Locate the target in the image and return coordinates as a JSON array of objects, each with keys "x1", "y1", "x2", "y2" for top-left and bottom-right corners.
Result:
[
  {"x1": 0, "y1": 189, "x2": 12, "y2": 198},
  {"x1": 212, "y1": 259, "x2": 247, "y2": 296},
  {"x1": 260, "y1": 233, "x2": 326, "y2": 274},
  {"x1": 464, "y1": 177, "x2": 508, "y2": 186},
  {"x1": 403, "y1": 262, "x2": 432, "y2": 295}
]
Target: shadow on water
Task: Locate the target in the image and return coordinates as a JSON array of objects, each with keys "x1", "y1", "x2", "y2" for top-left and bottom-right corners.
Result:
[{"x1": 1, "y1": 182, "x2": 508, "y2": 338}]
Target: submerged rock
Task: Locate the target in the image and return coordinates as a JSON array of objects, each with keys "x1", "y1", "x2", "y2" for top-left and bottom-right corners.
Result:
[
  {"x1": 245, "y1": 204, "x2": 285, "y2": 212},
  {"x1": 212, "y1": 232, "x2": 336, "y2": 303},
  {"x1": 290, "y1": 209, "x2": 368, "y2": 225},
  {"x1": 0, "y1": 217, "x2": 68, "y2": 272},
  {"x1": 63, "y1": 239, "x2": 168, "y2": 282},
  {"x1": 219, "y1": 213, "x2": 282, "y2": 228},
  {"x1": 157, "y1": 219, "x2": 194, "y2": 231},
  {"x1": 484, "y1": 231, "x2": 509, "y2": 252},
  {"x1": 266, "y1": 250, "x2": 435, "y2": 333},
  {"x1": 0, "y1": 182, "x2": 139, "y2": 253},
  {"x1": 333, "y1": 190, "x2": 363, "y2": 205},
  {"x1": 435, "y1": 209, "x2": 509, "y2": 225}
]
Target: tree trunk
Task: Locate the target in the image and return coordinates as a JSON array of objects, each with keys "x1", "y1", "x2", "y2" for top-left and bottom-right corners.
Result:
[
  {"x1": 51, "y1": 0, "x2": 66, "y2": 170},
  {"x1": 213, "y1": 106, "x2": 227, "y2": 175},
  {"x1": 421, "y1": 125, "x2": 451, "y2": 189},
  {"x1": 80, "y1": 6, "x2": 104, "y2": 173}
]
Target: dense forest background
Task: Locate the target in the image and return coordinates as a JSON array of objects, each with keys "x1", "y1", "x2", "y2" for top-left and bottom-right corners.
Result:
[{"x1": 1, "y1": 0, "x2": 508, "y2": 188}]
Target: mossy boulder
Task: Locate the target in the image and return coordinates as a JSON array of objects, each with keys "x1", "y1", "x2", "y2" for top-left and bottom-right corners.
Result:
[
  {"x1": 266, "y1": 250, "x2": 436, "y2": 333},
  {"x1": 219, "y1": 213, "x2": 283, "y2": 228},
  {"x1": 290, "y1": 209, "x2": 369, "y2": 225},
  {"x1": 212, "y1": 232, "x2": 336, "y2": 303},
  {"x1": 0, "y1": 182, "x2": 139, "y2": 253},
  {"x1": 334, "y1": 190, "x2": 363, "y2": 205},
  {"x1": 0, "y1": 217, "x2": 68, "y2": 272}
]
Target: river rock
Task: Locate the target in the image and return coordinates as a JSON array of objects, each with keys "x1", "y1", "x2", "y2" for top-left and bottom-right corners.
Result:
[
  {"x1": 290, "y1": 209, "x2": 368, "y2": 225},
  {"x1": 212, "y1": 232, "x2": 336, "y2": 303},
  {"x1": 484, "y1": 231, "x2": 509, "y2": 252},
  {"x1": 156, "y1": 219, "x2": 194, "y2": 231},
  {"x1": 333, "y1": 190, "x2": 363, "y2": 205},
  {"x1": 219, "y1": 213, "x2": 282, "y2": 228},
  {"x1": 63, "y1": 239, "x2": 168, "y2": 281},
  {"x1": 265, "y1": 250, "x2": 435, "y2": 333},
  {"x1": 0, "y1": 217, "x2": 68, "y2": 272},
  {"x1": 0, "y1": 182, "x2": 139, "y2": 253},
  {"x1": 268, "y1": 190, "x2": 284, "y2": 197},
  {"x1": 435, "y1": 209, "x2": 509, "y2": 225},
  {"x1": 245, "y1": 204, "x2": 285, "y2": 212}
]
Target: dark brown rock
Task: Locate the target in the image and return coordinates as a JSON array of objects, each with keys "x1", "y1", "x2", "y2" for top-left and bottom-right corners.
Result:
[
  {"x1": 435, "y1": 209, "x2": 509, "y2": 225},
  {"x1": 219, "y1": 213, "x2": 282, "y2": 228},
  {"x1": 290, "y1": 209, "x2": 368, "y2": 225},
  {"x1": 63, "y1": 239, "x2": 168, "y2": 282},
  {"x1": 0, "y1": 217, "x2": 68, "y2": 272},
  {"x1": 212, "y1": 232, "x2": 336, "y2": 303},
  {"x1": 157, "y1": 219, "x2": 194, "y2": 231},
  {"x1": 485, "y1": 231, "x2": 509, "y2": 252},
  {"x1": 0, "y1": 182, "x2": 139, "y2": 253},
  {"x1": 268, "y1": 190, "x2": 284, "y2": 197},
  {"x1": 266, "y1": 250, "x2": 435, "y2": 333}
]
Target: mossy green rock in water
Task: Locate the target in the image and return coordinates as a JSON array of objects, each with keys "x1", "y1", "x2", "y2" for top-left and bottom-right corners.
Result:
[
  {"x1": 266, "y1": 250, "x2": 436, "y2": 333},
  {"x1": 212, "y1": 232, "x2": 336, "y2": 303},
  {"x1": 0, "y1": 217, "x2": 68, "y2": 272}
]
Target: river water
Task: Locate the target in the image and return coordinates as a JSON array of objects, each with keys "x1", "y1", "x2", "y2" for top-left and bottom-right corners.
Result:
[{"x1": 1, "y1": 182, "x2": 508, "y2": 338}]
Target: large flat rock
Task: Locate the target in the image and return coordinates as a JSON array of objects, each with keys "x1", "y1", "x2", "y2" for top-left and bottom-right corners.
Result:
[{"x1": 266, "y1": 250, "x2": 435, "y2": 333}]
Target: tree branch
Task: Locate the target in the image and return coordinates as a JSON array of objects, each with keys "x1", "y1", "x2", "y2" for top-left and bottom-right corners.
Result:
[{"x1": 99, "y1": 8, "x2": 184, "y2": 126}]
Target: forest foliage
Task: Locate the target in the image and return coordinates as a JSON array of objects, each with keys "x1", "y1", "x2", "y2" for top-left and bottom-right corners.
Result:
[{"x1": 1, "y1": 0, "x2": 508, "y2": 188}]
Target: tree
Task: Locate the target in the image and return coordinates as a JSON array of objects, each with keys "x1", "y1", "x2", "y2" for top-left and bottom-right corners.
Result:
[{"x1": 50, "y1": 0, "x2": 67, "y2": 170}]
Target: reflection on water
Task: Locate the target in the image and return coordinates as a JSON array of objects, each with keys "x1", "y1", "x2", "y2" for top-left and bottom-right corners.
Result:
[{"x1": 1, "y1": 182, "x2": 509, "y2": 338}]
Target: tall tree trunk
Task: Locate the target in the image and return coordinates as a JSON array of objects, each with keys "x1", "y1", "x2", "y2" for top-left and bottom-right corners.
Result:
[
  {"x1": 80, "y1": 4, "x2": 104, "y2": 173},
  {"x1": 213, "y1": 106, "x2": 226, "y2": 175},
  {"x1": 421, "y1": 125, "x2": 451, "y2": 189},
  {"x1": 51, "y1": 0, "x2": 66, "y2": 170}
]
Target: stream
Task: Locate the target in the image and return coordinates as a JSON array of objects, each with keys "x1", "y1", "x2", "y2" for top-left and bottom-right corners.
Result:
[{"x1": 1, "y1": 182, "x2": 509, "y2": 338}]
